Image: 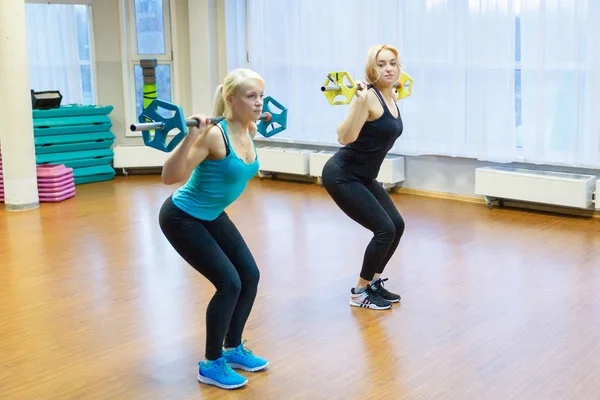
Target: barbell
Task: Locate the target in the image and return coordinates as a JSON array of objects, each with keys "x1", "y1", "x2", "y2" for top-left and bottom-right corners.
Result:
[
  {"x1": 131, "y1": 58, "x2": 288, "y2": 152},
  {"x1": 130, "y1": 96, "x2": 288, "y2": 153},
  {"x1": 321, "y1": 71, "x2": 413, "y2": 105}
]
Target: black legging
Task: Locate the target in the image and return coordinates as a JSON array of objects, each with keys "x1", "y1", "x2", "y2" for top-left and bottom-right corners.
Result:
[
  {"x1": 322, "y1": 158, "x2": 405, "y2": 281},
  {"x1": 158, "y1": 196, "x2": 260, "y2": 360}
]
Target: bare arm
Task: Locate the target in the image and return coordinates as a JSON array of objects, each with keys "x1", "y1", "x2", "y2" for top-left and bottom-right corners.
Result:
[
  {"x1": 336, "y1": 82, "x2": 371, "y2": 145},
  {"x1": 161, "y1": 115, "x2": 214, "y2": 185}
]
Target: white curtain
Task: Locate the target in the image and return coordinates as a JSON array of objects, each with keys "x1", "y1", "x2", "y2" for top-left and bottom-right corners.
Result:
[
  {"x1": 519, "y1": 0, "x2": 600, "y2": 168},
  {"x1": 242, "y1": 0, "x2": 517, "y2": 163},
  {"x1": 25, "y1": 4, "x2": 83, "y2": 105},
  {"x1": 225, "y1": 0, "x2": 249, "y2": 71}
]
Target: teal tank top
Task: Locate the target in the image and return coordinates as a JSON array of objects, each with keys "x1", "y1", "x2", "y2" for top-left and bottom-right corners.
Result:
[{"x1": 171, "y1": 120, "x2": 260, "y2": 221}]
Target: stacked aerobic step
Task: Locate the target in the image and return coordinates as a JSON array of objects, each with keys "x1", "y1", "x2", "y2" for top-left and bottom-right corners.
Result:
[
  {"x1": 32, "y1": 104, "x2": 116, "y2": 185},
  {"x1": 36, "y1": 164, "x2": 76, "y2": 203},
  {"x1": 0, "y1": 148, "x2": 74, "y2": 203}
]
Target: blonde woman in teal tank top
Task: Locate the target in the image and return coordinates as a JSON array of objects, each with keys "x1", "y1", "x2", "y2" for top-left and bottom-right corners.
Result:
[{"x1": 158, "y1": 68, "x2": 268, "y2": 390}]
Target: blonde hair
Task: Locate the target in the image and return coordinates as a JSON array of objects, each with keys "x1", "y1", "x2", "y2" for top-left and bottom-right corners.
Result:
[
  {"x1": 212, "y1": 68, "x2": 266, "y2": 119},
  {"x1": 364, "y1": 44, "x2": 401, "y2": 85}
]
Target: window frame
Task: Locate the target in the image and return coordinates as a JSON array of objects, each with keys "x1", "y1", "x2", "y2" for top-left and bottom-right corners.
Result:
[
  {"x1": 121, "y1": 0, "x2": 178, "y2": 138},
  {"x1": 26, "y1": 0, "x2": 92, "y2": 4},
  {"x1": 78, "y1": 4, "x2": 98, "y2": 106},
  {"x1": 25, "y1": 0, "x2": 98, "y2": 105},
  {"x1": 127, "y1": 0, "x2": 172, "y2": 62}
]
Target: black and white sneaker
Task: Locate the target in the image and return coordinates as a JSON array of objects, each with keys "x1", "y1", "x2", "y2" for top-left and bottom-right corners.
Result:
[
  {"x1": 370, "y1": 278, "x2": 401, "y2": 303},
  {"x1": 349, "y1": 286, "x2": 392, "y2": 310}
]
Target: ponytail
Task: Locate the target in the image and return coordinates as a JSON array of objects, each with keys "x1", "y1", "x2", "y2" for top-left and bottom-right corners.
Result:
[{"x1": 212, "y1": 84, "x2": 226, "y2": 119}]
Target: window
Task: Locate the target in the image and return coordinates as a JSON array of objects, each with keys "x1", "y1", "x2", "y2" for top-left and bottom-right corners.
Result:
[
  {"x1": 126, "y1": 0, "x2": 173, "y2": 123},
  {"x1": 244, "y1": 0, "x2": 519, "y2": 162},
  {"x1": 514, "y1": 0, "x2": 598, "y2": 167},
  {"x1": 242, "y1": 0, "x2": 600, "y2": 167},
  {"x1": 515, "y1": 15, "x2": 522, "y2": 147},
  {"x1": 75, "y1": 5, "x2": 95, "y2": 105},
  {"x1": 25, "y1": 2, "x2": 96, "y2": 105}
]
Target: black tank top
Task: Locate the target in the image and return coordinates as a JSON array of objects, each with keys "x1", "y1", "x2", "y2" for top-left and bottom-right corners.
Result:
[{"x1": 334, "y1": 87, "x2": 403, "y2": 181}]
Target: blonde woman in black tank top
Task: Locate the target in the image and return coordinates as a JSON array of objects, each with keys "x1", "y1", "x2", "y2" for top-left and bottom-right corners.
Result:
[{"x1": 322, "y1": 44, "x2": 405, "y2": 311}]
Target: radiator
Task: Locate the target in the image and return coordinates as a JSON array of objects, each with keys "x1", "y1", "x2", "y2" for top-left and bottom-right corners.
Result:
[
  {"x1": 475, "y1": 166, "x2": 597, "y2": 209},
  {"x1": 256, "y1": 146, "x2": 316, "y2": 175},
  {"x1": 308, "y1": 151, "x2": 336, "y2": 177},
  {"x1": 113, "y1": 145, "x2": 170, "y2": 170},
  {"x1": 596, "y1": 179, "x2": 600, "y2": 210},
  {"x1": 309, "y1": 151, "x2": 405, "y2": 186}
]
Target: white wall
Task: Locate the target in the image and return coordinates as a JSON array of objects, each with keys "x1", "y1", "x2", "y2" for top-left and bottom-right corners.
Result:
[{"x1": 93, "y1": 0, "x2": 129, "y2": 143}]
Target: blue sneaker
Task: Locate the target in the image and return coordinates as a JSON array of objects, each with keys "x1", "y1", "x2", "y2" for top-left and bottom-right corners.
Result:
[
  {"x1": 222, "y1": 340, "x2": 269, "y2": 372},
  {"x1": 197, "y1": 357, "x2": 248, "y2": 390}
]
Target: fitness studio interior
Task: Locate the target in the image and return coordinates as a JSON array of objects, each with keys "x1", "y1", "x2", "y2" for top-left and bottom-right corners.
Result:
[{"x1": 2, "y1": 0, "x2": 600, "y2": 398}]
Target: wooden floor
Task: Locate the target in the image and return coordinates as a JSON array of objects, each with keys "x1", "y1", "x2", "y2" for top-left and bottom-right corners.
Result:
[{"x1": 1, "y1": 175, "x2": 600, "y2": 400}]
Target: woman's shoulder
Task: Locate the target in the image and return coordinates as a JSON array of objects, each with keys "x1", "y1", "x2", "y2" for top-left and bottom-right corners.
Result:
[
  {"x1": 366, "y1": 87, "x2": 381, "y2": 101},
  {"x1": 365, "y1": 87, "x2": 383, "y2": 111},
  {"x1": 193, "y1": 124, "x2": 225, "y2": 151}
]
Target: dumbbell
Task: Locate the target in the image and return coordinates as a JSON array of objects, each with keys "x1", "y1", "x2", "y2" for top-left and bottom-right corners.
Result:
[
  {"x1": 321, "y1": 71, "x2": 413, "y2": 105},
  {"x1": 130, "y1": 96, "x2": 288, "y2": 153}
]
